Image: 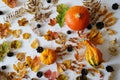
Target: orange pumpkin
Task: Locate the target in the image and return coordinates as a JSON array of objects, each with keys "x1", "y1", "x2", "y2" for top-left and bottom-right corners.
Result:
[
  {"x1": 40, "y1": 48, "x2": 57, "y2": 65},
  {"x1": 65, "y1": 6, "x2": 90, "y2": 31}
]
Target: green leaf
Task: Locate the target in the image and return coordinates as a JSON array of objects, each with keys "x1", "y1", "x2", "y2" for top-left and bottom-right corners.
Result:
[
  {"x1": 2, "y1": 41, "x2": 11, "y2": 53},
  {"x1": 56, "y1": 4, "x2": 69, "y2": 27},
  {"x1": 0, "y1": 41, "x2": 11, "y2": 61}
]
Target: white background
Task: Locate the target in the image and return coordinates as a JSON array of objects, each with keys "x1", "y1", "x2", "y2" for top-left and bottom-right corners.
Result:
[{"x1": 0, "y1": 0, "x2": 120, "y2": 80}]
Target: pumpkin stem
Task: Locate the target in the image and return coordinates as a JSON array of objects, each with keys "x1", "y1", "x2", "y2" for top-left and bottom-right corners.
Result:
[{"x1": 76, "y1": 13, "x2": 81, "y2": 18}]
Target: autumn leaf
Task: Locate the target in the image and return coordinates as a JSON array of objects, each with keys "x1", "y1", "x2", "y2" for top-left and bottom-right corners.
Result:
[
  {"x1": 31, "y1": 56, "x2": 41, "y2": 72},
  {"x1": 48, "y1": 18, "x2": 57, "y2": 26}
]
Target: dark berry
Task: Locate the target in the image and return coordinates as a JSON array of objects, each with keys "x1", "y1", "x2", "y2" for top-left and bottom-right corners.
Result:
[
  {"x1": 36, "y1": 71, "x2": 43, "y2": 78},
  {"x1": 96, "y1": 22, "x2": 104, "y2": 29},
  {"x1": 106, "y1": 65, "x2": 114, "y2": 72},
  {"x1": 1, "y1": 65, "x2": 7, "y2": 70},
  {"x1": 67, "y1": 30, "x2": 72, "y2": 34},
  {"x1": 112, "y1": 3, "x2": 119, "y2": 10},
  {"x1": 37, "y1": 24, "x2": 41, "y2": 28},
  {"x1": 81, "y1": 69, "x2": 88, "y2": 76},
  {"x1": 67, "y1": 45, "x2": 73, "y2": 52},
  {"x1": 87, "y1": 24, "x2": 92, "y2": 30},
  {"x1": 7, "y1": 52, "x2": 14, "y2": 57},
  {"x1": 47, "y1": 0, "x2": 51, "y2": 3},
  {"x1": 36, "y1": 46, "x2": 44, "y2": 53},
  {"x1": 0, "y1": 11, "x2": 4, "y2": 15}
]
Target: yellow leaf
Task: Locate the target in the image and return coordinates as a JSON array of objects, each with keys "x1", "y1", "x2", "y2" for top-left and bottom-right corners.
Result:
[
  {"x1": 62, "y1": 60, "x2": 71, "y2": 69},
  {"x1": 31, "y1": 56, "x2": 41, "y2": 72},
  {"x1": 56, "y1": 63, "x2": 64, "y2": 73},
  {"x1": 31, "y1": 39, "x2": 40, "y2": 49}
]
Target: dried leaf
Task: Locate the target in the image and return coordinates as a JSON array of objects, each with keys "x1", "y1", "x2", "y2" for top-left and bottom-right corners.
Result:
[
  {"x1": 109, "y1": 38, "x2": 117, "y2": 45},
  {"x1": 13, "y1": 64, "x2": 19, "y2": 72},
  {"x1": 74, "y1": 52, "x2": 84, "y2": 62},
  {"x1": 62, "y1": 60, "x2": 71, "y2": 69},
  {"x1": 44, "y1": 30, "x2": 58, "y2": 41},
  {"x1": 16, "y1": 52, "x2": 26, "y2": 61},
  {"x1": 12, "y1": 29, "x2": 21, "y2": 38},
  {"x1": 56, "y1": 74, "x2": 68, "y2": 80},
  {"x1": 44, "y1": 69, "x2": 52, "y2": 78},
  {"x1": 26, "y1": 56, "x2": 41, "y2": 72},
  {"x1": 2, "y1": 0, "x2": 17, "y2": 8},
  {"x1": 106, "y1": 29, "x2": 117, "y2": 35},
  {"x1": 50, "y1": 71, "x2": 59, "y2": 80},
  {"x1": 31, "y1": 39, "x2": 40, "y2": 49},
  {"x1": 26, "y1": 56, "x2": 33, "y2": 67},
  {"x1": 108, "y1": 46, "x2": 118, "y2": 56},
  {"x1": 56, "y1": 63, "x2": 65, "y2": 73},
  {"x1": 87, "y1": 29, "x2": 104, "y2": 45},
  {"x1": 25, "y1": 0, "x2": 40, "y2": 14},
  {"x1": 23, "y1": 33, "x2": 31, "y2": 39},
  {"x1": 105, "y1": 17, "x2": 117, "y2": 27},
  {"x1": 102, "y1": 12, "x2": 114, "y2": 22},
  {"x1": 11, "y1": 40, "x2": 22, "y2": 49},
  {"x1": 0, "y1": 22, "x2": 11, "y2": 39},
  {"x1": 31, "y1": 56, "x2": 41, "y2": 72},
  {"x1": 48, "y1": 18, "x2": 57, "y2": 26},
  {"x1": 44, "y1": 69, "x2": 59, "y2": 80},
  {"x1": 18, "y1": 18, "x2": 28, "y2": 26},
  {"x1": 55, "y1": 32, "x2": 66, "y2": 44}
]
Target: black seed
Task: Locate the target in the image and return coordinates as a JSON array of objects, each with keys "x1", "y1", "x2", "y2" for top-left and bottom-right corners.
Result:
[
  {"x1": 36, "y1": 46, "x2": 44, "y2": 53},
  {"x1": 67, "y1": 45, "x2": 73, "y2": 52},
  {"x1": 67, "y1": 30, "x2": 72, "y2": 34},
  {"x1": 7, "y1": 52, "x2": 14, "y2": 57},
  {"x1": 87, "y1": 24, "x2": 92, "y2": 30},
  {"x1": 81, "y1": 69, "x2": 88, "y2": 76},
  {"x1": 96, "y1": 22, "x2": 104, "y2": 29},
  {"x1": 112, "y1": 3, "x2": 119, "y2": 10},
  {"x1": 0, "y1": 11, "x2": 4, "y2": 15},
  {"x1": 36, "y1": 71, "x2": 43, "y2": 78},
  {"x1": 37, "y1": 24, "x2": 41, "y2": 28},
  {"x1": 106, "y1": 65, "x2": 114, "y2": 72},
  {"x1": 47, "y1": 0, "x2": 51, "y2": 3},
  {"x1": 1, "y1": 65, "x2": 7, "y2": 70}
]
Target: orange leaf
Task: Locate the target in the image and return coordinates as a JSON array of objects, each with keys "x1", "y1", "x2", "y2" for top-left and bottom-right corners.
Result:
[
  {"x1": 2, "y1": 0, "x2": 17, "y2": 8},
  {"x1": 74, "y1": 52, "x2": 84, "y2": 62},
  {"x1": 31, "y1": 56, "x2": 41, "y2": 72},
  {"x1": 48, "y1": 18, "x2": 57, "y2": 26}
]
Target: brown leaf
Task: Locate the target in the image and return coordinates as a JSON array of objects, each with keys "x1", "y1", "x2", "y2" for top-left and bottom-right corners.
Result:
[{"x1": 16, "y1": 52, "x2": 26, "y2": 61}]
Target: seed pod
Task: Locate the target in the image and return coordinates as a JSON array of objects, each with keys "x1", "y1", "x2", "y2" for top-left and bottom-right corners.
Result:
[{"x1": 84, "y1": 40, "x2": 104, "y2": 67}]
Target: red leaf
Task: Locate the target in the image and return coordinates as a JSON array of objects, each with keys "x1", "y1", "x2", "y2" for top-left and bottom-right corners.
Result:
[
  {"x1": 48, "y1": 18, "x2": 57, "y2": 26},
  {"x1": 50, "y1": 71, "x2": 59, "y2": 80},
  {"x1": 44, "y1": 69, "x2": 52, "y2": 78}
]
